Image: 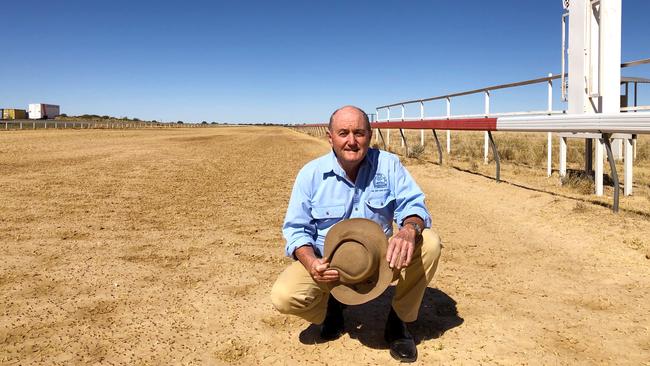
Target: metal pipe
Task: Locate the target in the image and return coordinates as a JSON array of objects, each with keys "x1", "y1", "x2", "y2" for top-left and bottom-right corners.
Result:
[
  {"x1": 377, "y1": 129, "x2": 387, "y2": 150},
  {"x1": 432, "y1": 129, "x2": 443, "y2": 165},
  {"x1": 377, "y1": 74, "x2": 563, "y2": 109},
  {"x1": 603, "y1": 136, "x2": 620, "y2": 212},
  {"x1": 446, "y1": 97, "x2": 451, "y2": 153},
  {"x1": 488, "y1": 131, "x2": 501, "y2": 182},
  {"x1": 399, "y1": 128, "x2": 408, "y2": 156},
  {"x1": 484, "y1": 90, "x2": 490, "y2": 164}
]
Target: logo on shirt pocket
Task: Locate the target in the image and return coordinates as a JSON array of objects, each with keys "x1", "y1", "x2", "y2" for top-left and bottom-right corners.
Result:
[{"x1": 373, "y1": 173, "x2": 388, "y2": 188}]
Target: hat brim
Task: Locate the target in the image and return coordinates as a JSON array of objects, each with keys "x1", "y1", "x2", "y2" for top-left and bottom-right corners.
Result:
[{"x1": 324, "y1": 218, "x2": 393, "y2": 306}]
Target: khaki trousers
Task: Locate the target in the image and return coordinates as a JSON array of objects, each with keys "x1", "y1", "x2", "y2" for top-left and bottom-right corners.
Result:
[{"x1": 271, "y1": 230, "x2": 442, "y2": 324}]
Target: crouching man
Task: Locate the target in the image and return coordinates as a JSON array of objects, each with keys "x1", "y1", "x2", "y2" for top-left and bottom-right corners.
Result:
[{"x1": 271, "y1": 105, "x2": 442, "y2": 362}]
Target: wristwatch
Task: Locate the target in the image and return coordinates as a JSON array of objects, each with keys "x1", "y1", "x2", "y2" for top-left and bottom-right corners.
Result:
[{"x1": 404, "y1": 221, "x2": 422, "y2": 237}]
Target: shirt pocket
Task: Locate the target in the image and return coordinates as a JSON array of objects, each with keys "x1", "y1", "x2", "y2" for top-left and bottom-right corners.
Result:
[
  {"x1": 365, "y1": 191, "x2": 396, "y2": 210},
  {"x1": 311, "y1": 204, "x2": 346, "y2": 230}
]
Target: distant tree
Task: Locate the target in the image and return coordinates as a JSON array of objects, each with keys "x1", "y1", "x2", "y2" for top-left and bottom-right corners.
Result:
[
  {"x1": 59, "y1": 113, "x2": 68, "y2": 117},
  {"x1": 133, "y1": 118, "x2": 141, "y2": 122},
  {"x1": 177, "y1": 120, "x2": 184, "y2": 124},
  {"x1": 201, "y1": 121, "x2": 208, "y2": 125},
  {"x1": 211, "y1": 122, "x2": 217, "y2": 125},
  {"x1": 101, "y1": 115, "x2": 110, "y2": 119},
  {"x1": 152, "y1": 120, "x2": 158, "y2": 123}
]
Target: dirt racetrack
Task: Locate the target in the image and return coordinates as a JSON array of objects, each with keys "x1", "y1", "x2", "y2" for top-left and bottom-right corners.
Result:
[{"x1": 1, "y1": 127, "x2": 649, "y2": 365}]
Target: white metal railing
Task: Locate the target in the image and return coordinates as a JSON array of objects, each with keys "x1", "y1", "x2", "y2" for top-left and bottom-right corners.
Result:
[
  {"x1": 375, "y1": 73, "x2": 564, "y2": 163},
  {"x1": 376, "y1": 73, "x2": 565, "y2": 123},
  {"x1": 376, "y1": 57, "x2": 650, "y2": 124}
]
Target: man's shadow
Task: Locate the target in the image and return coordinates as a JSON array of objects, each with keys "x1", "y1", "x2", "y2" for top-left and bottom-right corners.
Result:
[{"x1": 299, "y1": 287, "x2": 463, "y2": 349}]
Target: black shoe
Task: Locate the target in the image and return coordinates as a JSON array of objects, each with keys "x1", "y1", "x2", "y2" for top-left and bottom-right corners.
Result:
[
  {"x1": 384, "y1": 307, "x2": 417, "y2": 362},
  {"x1": 320, "y1": 296, "x2": 344, "y2": 341}
]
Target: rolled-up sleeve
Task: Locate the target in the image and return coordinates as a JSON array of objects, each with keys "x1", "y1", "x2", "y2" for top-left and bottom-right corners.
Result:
[
  {"x1": 392, "y1": 159, "x2": 432, "y2": 229},
  {"x1": 282, "y1": 167, "x2": 316, "y2": 258}
]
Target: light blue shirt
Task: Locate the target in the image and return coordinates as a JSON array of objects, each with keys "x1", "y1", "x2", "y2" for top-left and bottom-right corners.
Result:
[{"x1": 283, "y1": 148, "x2": 432, "y2": 258}]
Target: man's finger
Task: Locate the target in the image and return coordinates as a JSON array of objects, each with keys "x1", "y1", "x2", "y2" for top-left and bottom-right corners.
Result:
[
  {"x1": 315, "y1": 262, "x2": 330, "y2": 272},
  {"x1": 386, "y1": 240, "x2": 395, "y2": 262},
  {"x1": 389, "y1": 243, "x2": 401, "y2": 269},
  {"x1": 395, "y1": 246, "x2": 406, "y2": 269},
  {"x1": 398, "y1": 243, "x2": 410, "y2": 269},
  {"x1": 403, "y1": 244, "x2": 414, "y2": 267},
  {"x1": 322, "y1": 269, "x2": 339, "y2": 277}
]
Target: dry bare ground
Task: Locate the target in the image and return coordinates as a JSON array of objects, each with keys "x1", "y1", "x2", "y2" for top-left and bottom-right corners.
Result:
[{"x1": 1, "y1": 127, "x2": 649, "y2": 365}]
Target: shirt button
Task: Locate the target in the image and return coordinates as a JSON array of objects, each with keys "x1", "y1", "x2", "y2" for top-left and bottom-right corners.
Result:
[{"x1": 355, "y1": 208, "x2": 358, "y2": 211}]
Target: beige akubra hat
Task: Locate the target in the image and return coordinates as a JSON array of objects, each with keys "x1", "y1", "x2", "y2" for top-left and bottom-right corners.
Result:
[{"x1": 324, "y1": 218, "x2": 393, "y2": 305}]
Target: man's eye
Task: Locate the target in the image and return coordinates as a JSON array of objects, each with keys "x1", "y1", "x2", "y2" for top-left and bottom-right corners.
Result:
[{"x1": 354, "y1": 132, "x2": 366, "y2": 137}]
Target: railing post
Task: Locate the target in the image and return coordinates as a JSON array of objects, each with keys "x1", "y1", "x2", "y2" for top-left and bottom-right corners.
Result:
[
  {"x1": 386, "y1": 108, "x2": 391, "y2": 148},
  {"x1": 420, "y1": 101, "x2": 424, "y2": 146},
  {"x1": 595, "y1": 138, "x2": 604, "y2": 196},
  {"x1": 375, "y1": 108, "x2": 380, "y2": 142},
  {"x1": 546, "y1": 132, "x2": 553, "y2": 177},
  {"x1": 560, "y1": 136, "x2": 567, "y2": 177},
  {"x1": 446, "y1": 97, "x2": 451, "y2": 153},
  {"x1": 547, "y1": 73, "x2": 553, "y2": 177},
  {"x1": 400, "y1": 104, "x2": 405, "y2": 148},
  {"x1": 484, "y1": 90, "x2": 490, "y2": 164},
  {"x1": 625, "y1": 136, "x2": 634, "y2": 195}
]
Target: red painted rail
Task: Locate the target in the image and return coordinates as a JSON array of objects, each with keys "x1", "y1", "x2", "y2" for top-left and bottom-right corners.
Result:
[{"x1": 370, "y1": 118, "x2": 497, "y2": 131}]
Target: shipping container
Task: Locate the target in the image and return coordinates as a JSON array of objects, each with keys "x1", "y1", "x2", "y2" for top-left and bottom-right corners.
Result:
[
  {"x1": 28, "y1": 103, "x2": 60, "y2": 119},
  {"x1": 3, "y1": 109, "x2": 27, "y2": 120}
]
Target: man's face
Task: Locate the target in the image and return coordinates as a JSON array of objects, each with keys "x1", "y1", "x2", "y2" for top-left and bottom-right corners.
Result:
[{"x1": 327, "y1": 108, "x2": 372, "y2": 169}]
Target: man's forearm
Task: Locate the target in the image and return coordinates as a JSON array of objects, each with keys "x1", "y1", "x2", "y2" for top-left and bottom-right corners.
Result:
[{"x1": 294, "y1": 244, "x2": 318, "y2": 269}]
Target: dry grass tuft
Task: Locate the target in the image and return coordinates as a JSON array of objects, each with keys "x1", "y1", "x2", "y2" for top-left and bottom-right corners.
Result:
[
  {"x1": 408, "y1": 144, "x2": 426, "y2": 158},
  {"x1": 572, "y1": 201, "x2": 589, "y2": 213},
  {"x1": 561, "y1": 172, "x2": 595, "y2": 195}
]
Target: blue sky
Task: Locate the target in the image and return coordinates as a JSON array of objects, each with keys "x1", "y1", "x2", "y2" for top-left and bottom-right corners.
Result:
[{"x1": 1, "y1": 1, "x2": 648, "y2": 123}]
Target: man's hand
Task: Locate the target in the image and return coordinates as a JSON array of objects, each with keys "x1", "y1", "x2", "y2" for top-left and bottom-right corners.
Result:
[
  {"x1": 295, "y1": 244, "x2": 340, "y2": 284},
  {"x1": 386, "y1": 226, "x2": 417, "y2": 270},
  {"x1": 307, "y1": 258, "x2": 340, "y2": 283}
]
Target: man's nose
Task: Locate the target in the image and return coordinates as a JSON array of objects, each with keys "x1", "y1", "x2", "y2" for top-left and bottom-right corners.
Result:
[{"x1": 346, "y1": 134, "x2": 357, "y2": 145}]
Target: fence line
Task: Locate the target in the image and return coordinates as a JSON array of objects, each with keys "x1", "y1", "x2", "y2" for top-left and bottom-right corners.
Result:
[{"x1": 1, "y1": 120, "x2": 213, "y2": 130}]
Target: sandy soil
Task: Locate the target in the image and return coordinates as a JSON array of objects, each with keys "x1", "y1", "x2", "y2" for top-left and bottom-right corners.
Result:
[{"x1": 1, "y1": 127, "x2": 649, "y2": 365}]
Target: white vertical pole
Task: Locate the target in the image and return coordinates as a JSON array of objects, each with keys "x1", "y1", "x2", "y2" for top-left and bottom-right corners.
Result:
[
  {"x1": 420, "y1": 101, "x2": 424, "y2": 146},
  {"x1": 601, "y1": 0, "x2": 624, "y2": 189},
  {"x1": 624, "y1": 137, "x2": 633, "y2": 195},
  {"x1": 547, "y1": 134, "x2": 553, "y2": 177},
  {"x1": 400, "y1": 104, "x2": 405, "y2": 148},
  {"x1": 546, "y1": 73, "x2": 553, "y2": 177},
  {"x1": 560, "y1": 136, "x2": 567, "y2": 177},
  {"x1": 484, "y1": 91, "x2": 490, "y2": 164},
  {"x1": 446, "y1": 97, "x2": 451, "y2": 153},
  {"x1": 595, "y1": 139, "x2": 604, "y2": 196},
  {"x1": 386, "y1": 108, "x2": 390, "y2": 148},
  {"x1": 375, "y1": 108, "x2": 380, "y2": 142}
]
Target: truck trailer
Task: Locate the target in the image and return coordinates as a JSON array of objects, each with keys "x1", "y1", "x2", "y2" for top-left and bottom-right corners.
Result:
[
  {"x1": 28, "y1": 103, "x2": 60, "y2": 119},
  {"x1": 3, "y1": 109, "x2": 27, "y2": 120}
]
